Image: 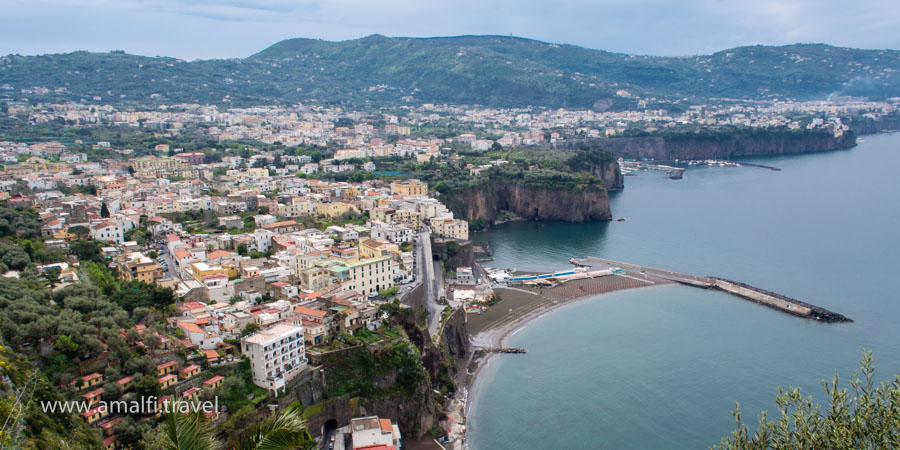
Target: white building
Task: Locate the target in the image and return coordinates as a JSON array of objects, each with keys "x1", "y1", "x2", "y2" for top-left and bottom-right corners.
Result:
[
  {"x1": 90, "y1": 221, "x2": 124, "y2": 244},
  {"x1": 350, "y1": 416, "x2": 402, "y2": 450},
  {"x1": 241, "y1": 324, "x2": 307, "y2": 393}
]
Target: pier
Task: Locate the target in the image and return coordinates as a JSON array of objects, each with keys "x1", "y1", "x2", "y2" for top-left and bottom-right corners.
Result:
[{"x1": 570, "y1": 257, "x2": 852, "y2": 323}]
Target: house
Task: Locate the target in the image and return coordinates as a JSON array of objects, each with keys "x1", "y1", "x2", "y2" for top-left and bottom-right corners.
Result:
[
  {"x1": 203, "y1": 375, "x2": 225, "y2": 389},
  {"x1": 350, "y1": 416, "x2": 402, "y2": 450},
  {"x1": 156, "y1": 361, "x2": 176, "y2": 375},
  {"x1": 204, "y1": 349, "x2": 221, "y2": 364},
  {"x1": 80, "y1": 373, "x2": 103, "y2": 389},
  {"x1": 181, "y1": 386, "x2": 201, "y2": 402},
  {"x1": 90, "y1": 221, "x2": 124, "y2": 244},
  {"x1": 82, "y1": 388, "x2": 104, "y2": 406},
  {"x1": 81, "y1": 405, "x2": 109, "y2": 423},
  {"x1": 116, "y1": 376, "x2": 133, "y2": 390},
  {"x1": 179, "y1": 364, "x2": 201, "y2": 380},
  {"x1": 261, "y1": 220, "x2": 300, "y2": 234},
  {"x1": 159, "y1": 374, "x2": 178, "y2": 389},
  {"x1": 103, "y1": 435, "x2": 118, "y2": 450}
]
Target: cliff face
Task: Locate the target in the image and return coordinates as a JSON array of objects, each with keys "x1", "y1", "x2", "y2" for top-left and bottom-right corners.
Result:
[
  {"x1": 591, "y1": 160, "x2": 624, "y2": 190},
  {"x1": 555, "y1": 130, "x2": 857, "y2": 160},
  {"x1": 443, "y1": 182, "x2": 612, "y2": 224}
]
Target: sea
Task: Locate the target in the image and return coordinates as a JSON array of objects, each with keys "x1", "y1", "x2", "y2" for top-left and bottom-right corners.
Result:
[{"x1": 467, "y1": 132, "x2": 900, "y2": 449}]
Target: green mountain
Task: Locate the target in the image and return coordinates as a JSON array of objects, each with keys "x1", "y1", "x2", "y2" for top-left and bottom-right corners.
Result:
[{"x1": 2, "y1": 35, "x2": 899, "y2": 108}]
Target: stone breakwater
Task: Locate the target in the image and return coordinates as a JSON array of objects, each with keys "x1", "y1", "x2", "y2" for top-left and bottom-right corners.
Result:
[{"x1": 574, "y1": 256, "x2": 852, "y2": 323}]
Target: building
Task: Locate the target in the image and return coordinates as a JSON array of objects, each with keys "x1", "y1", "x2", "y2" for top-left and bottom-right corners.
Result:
[
  {"x1": 90, "y1": 221, "x2": 124, "y2": 244},
  {"x1": 330, "y1": 256, "x2": 394, "y2": 296},
  {"x1": 241, "y1": 323, "x2": 307, "y2": 393},
  {"x1": 390, "y1": 179, "x2": 427, "y2": 197},
  {"x1": 350, "y1": 416, "x2": 402, "y2": 450},
  {"x1": 117, "y1": 252, "x2": 163, "y2": 284},
  {"x1": 429, "y1": 217, "x2": 469, "y2": 240}
]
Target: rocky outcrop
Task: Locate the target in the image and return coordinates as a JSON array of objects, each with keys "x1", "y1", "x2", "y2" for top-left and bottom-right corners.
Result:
[
  {"x1": 431, "y1": 239, "x2": 475, "y2": 270},
  {"x1": 590, "y1": 159, "x2": 624, "y2": 191},
  {"x1": 442, "y1": 182, "x2": 612, "y2": 224}
]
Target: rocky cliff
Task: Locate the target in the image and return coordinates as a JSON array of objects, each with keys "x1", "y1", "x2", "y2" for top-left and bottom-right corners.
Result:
[
  {"x1": 556, "y1": 129, "x2": 857, "y2": 160},
  {"x1": 442, "y1": 181, "x2": 613, "y2": 224},
  {"x1": 289, "y1": 303, "x2": 471, "y2": 439},
  {"x1": 591, "y1": 159, "x2": 624, "y2": 190}
]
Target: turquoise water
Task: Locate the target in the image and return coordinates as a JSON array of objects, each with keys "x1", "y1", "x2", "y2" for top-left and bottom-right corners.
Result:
[{"x1": 468, "y1": 132, "x2": 900, "y2": 449}]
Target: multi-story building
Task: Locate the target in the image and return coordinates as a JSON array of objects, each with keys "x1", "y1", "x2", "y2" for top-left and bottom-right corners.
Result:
[
  {"x1": 241, "y1": 324, "x2": 307, "y2": 393},
  {"x1": 429, "y1": 217, "x2": 469, "y2": 240},
  {"x1": 390, "y1": 179, "x2": 427, "y2": 197},
  {"x1": 330, "y1": 255, "x2": 394, "y2": 296},
  {"x1": 117, "y1": 252, "x2": 164, "y2": 284}
]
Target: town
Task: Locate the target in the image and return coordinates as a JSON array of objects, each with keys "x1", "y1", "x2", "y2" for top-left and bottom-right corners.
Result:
[{"x1": 0, "y1": 94, "x2": 898, "y2": 449}]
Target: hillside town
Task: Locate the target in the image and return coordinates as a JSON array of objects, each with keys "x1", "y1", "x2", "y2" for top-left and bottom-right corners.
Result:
[{"x1": 1, "y1": 95, "x2": 898, "y2": 449}]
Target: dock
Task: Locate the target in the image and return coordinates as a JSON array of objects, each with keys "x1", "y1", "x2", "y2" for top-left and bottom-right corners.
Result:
[{"x1": 569, "y1": 257, "x2": 852, "y2": 323}]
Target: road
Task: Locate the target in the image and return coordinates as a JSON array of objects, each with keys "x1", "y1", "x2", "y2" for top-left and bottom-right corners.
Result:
[{"x1": 414, "y1": 229, "x2": 444, "y2": 336}]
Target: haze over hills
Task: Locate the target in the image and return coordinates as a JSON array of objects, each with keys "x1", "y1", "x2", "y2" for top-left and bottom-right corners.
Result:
[{"x1": 1, "y1": 34, "x2": 899, "y2": 108}]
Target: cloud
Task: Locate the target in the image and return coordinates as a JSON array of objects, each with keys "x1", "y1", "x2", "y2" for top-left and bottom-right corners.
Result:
[{"x1": 0, "y1": 0, "x2": 898, "y2": 59}]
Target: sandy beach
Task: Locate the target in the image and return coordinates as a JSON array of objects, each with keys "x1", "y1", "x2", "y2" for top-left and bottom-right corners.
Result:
[{"x1": 445, "y1": 274, "x2": 672, "y2": 449}]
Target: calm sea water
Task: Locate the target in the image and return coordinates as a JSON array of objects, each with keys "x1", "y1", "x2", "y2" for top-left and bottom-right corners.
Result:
[{"x1": 468, "y1": 132, "x2": 900, "y2": 449}]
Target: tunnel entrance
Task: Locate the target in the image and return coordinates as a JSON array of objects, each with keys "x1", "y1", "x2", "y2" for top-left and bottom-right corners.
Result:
[{"x1": 321, "y1": 419, "x2": 338, "y2": 448}]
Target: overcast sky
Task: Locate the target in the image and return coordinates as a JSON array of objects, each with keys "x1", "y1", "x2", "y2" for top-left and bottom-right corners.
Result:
[{"x1": 2, "y1": 0, "x2": 898, "y2": 60}]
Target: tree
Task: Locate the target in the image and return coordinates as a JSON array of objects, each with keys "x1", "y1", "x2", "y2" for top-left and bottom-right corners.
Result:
[
  {"x1": 717, "y1": 351, "x2": 900, "y2": 449},
  {"x1": 70, "y1": 240, "x2": 103, "y2": 262},
  {"x1": 41, "y1": 267, "x2": 61, "y2": 289},
  {"x1": 100, "y1": 202, "x2": 110, "y2": 218},
  {"x1": 112, "y1": 417, "x2": 145, "y2": 447},
  {"x1": 134, "y1": 374, "x2": 161, "y2": 399},
  {"x1": 237, "y1": 243, "x2": 248, "y2": 256},
  {"x1": 233, "y1": 404, "x2": 315, "y2": 450},
  {"x1": 241, "y1": 322, "x2": 260, "y2": 337},
  {"x1": 144, "y1": 333, "x2": 162, "y2": 351},
  {"x1": 68, "y1": 225, "x2": 90, "y2": 240},
  {"x1": 160, "y1": 410, "x2": 218, "y2": 450},
  {"x1": 101, "y1": 381, "x2": 123, "y2": 402}
]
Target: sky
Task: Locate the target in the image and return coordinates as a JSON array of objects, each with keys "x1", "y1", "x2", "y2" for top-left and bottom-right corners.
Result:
[{"x1": 1, "y1": 0, "x2": 898, "y2": 60}]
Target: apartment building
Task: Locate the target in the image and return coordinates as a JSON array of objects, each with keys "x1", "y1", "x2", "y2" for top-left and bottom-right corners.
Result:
[
  {"x1": 241, "y1": 324, "x2": 307, "y2": 393},
  {"x1": 429, "y1": 217, "x2": 469, "y2": 240},
  {"x1": 331, "y1": 255, "x2": 394, "y2": 296}
]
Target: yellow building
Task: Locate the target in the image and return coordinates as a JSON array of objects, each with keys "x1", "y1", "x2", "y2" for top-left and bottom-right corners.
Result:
[
  {"x1": 246, "y1": 168, "x2": 269, "y2": 178},
  {"x1": 394, "y1": 208, "x2": 423, "y2": 230},
  {"x1": 342, "y1": 187, "x2": 361, "y2": 199},
  {"x1": 316, "y1": 202, "x2": 359, "y2": 219},
  {"x1": 190, "y1": 262, "x2": 229, "y2": 282},
  {"x1": 390, "y1": 179, "x2": 427, "y2": 197},
  {"x1": 117, "y1": 252, "x2": 163, "y2": 284},
  {"x1": 429, "y1": 217, "x2": 469, "y2": 240},
  {"x1": 159, "y1": 374, "x2": 178, "y2": 389},
  {"x1": 359, "y1": 239, "x2": 399, "y2": 259}
]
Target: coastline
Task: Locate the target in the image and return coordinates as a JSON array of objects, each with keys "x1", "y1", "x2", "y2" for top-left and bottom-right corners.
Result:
[{"x1": 453, "y1": 278, "x2": 672, "y2": 449}]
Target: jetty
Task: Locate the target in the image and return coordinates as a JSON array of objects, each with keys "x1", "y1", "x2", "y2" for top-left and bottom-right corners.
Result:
[
  {"x1": 569, "y1": 256, "x2": 852, "y2": 323},
  {"x1": 476, "y1": 347, "x2": 527, "y2": 354}
]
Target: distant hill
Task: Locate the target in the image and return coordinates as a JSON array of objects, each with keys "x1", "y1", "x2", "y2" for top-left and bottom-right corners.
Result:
[{"x1": 1, "y1": 35, "x2": 899, "y2": 108}]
